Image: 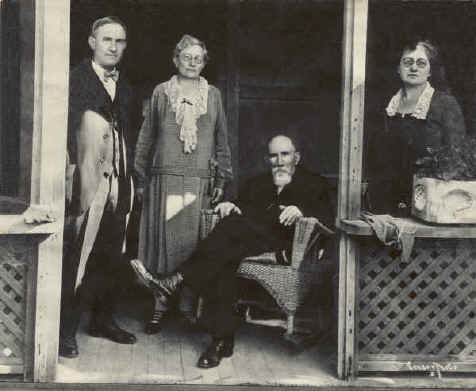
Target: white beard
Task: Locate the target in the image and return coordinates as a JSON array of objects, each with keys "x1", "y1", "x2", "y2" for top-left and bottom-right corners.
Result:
[{"x1": 273, "y1": 170, "x2": 292, "y2": 187}]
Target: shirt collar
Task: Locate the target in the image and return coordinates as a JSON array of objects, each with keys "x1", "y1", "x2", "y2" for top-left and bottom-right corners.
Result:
[{"x1": 91, "y1": 60, "x2": 119, "y2": 83}]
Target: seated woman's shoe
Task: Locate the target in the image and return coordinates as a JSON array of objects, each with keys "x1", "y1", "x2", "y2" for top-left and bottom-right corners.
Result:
[
  {"x1": 145, "y1": 310, "x2": 167, "y2": 334},
  {"x1": 197, "y1": 335, "x2": 234, "y2": 369}
]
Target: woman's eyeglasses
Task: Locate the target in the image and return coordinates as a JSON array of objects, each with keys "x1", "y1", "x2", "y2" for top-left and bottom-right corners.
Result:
[
  {"x1": 180, "y1": 53, "x2": 204, "y2": 65},
  {"x1": 401, "y1": 58, "x2": 428, "y2": 69}
]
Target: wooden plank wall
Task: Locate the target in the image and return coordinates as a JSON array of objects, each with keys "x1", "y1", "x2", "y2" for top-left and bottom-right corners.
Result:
[
  {"x1": 237, "y1": 0, "x2": 343, "y2": 193},
  {"x1": 225, "y1": 0, "x2": 240, "y2": 198}
]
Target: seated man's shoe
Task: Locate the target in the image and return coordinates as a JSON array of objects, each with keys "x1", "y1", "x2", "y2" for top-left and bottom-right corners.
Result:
[
  {"x1": 130, "y1": 259, "x2": 158, "y2": 291},
  {"x1": 145, "y1": 310, "x2": 167, "y2": 334},
  {"x1": 130, "y1": 259, "x2": 183, "y2": 303},
  {"x1": 89, "y1": 318, "x2": 137, "y2": 344},
  {"x1": 59, "y1": 335, "x2": 79, "y2": 358},
  {"x1": 197, "y1": 335, "x2": 234, "y2": 369},
  {"x1": 151, "y1": 272, "x2": 183, "y2": 301}
]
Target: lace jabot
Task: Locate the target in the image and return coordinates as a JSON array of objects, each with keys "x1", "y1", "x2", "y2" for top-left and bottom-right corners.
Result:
[
  {"x1": 164, "y1": 75, "x2": 209, "y2": 153},
  {"x1": 385, "y1": 82, "x2": 435, "y2": 120}
]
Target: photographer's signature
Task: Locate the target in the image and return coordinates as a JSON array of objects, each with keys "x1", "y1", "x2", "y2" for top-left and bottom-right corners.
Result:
[{"x1": 406, "y1": 361, "x2": 457, "y2": 379}]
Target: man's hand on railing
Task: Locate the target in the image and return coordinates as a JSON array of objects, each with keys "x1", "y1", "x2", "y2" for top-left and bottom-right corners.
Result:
[{"x1": 214, "y1": 201, "x2": 242, "y2": 218}]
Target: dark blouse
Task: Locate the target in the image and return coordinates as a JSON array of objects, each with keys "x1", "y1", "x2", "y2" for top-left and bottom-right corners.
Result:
[{"x1": 367, "y1": 90, "x2": 466, "y2": 215}]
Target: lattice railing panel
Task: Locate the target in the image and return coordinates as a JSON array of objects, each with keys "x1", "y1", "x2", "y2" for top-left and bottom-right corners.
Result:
[
  {"x1": 358, "y1": 238, "x2": 476, "y2": 358},
  {"x1": 0, "y1": 237, "x2": 31, "y2": 366}
]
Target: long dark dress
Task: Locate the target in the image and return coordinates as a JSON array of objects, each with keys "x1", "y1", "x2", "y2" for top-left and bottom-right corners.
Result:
[{"x1": 367, "y1": 89, "x2": 466, "y2": 215}]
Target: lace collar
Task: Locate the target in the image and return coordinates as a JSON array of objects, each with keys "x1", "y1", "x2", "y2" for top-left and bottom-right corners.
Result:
[
  {"x1": 165, "y1": 75, "x2": 208, "y2": 116},
  {"x1": 385, "y1": 82, "x2": 435, "y2": 120},
  {"x1": 164, "y1": 75, "x2": 209, "y2": 153}
]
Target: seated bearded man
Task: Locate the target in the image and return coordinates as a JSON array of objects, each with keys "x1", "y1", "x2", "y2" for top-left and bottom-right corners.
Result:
[{"x1": 131, "y1": 134, "x2": 334, "y2": 369}]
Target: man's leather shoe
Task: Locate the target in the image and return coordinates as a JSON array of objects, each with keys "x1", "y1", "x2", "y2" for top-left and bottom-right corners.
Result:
[
  {"x1": 197, "y1": 336, "x2": 234, "y2": 369},
  {"x1": 151, "y1": 272, "x2": 183, "y2": 302},
  {"x1": 89, "y1": 318, "x2": 137, "y2": 344},
  {"x1": 130, "y1": 260, "x2": 183, "y2": 303},
  {"x1": 145, "y1": 310, "x2": 167, "y2": 334},
  {"x1": 130, "y1": 259, "x2": 157, "y2": 291},
  {"x1": 59, "y1": 335, "x2": 79, "y2": 358}
]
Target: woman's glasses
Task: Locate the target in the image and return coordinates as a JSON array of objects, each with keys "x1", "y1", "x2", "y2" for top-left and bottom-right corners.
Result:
[
  {"x1": 401, "y1": 58, "x2": 429, "y2": 69},
  {"x1": 180, "y1": 53, "x2": 204, "y2": 65}
]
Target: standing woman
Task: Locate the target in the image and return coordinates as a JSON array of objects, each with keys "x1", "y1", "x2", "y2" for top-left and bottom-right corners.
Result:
[
  {"x1": 133, "y1": 34, "x2": 233, "y2": 333},
  {"x1": 367, "y1": 39, "x2": 466, "y2": 215}
]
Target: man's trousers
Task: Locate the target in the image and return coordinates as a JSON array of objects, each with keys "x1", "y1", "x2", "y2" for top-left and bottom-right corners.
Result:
[{"x1": 60, "y1": 171, "x2": 131, "y2": 338}]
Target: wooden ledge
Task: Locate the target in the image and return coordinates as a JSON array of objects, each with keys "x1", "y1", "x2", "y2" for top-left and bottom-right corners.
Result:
[
  {"x1": 338, "y1": 217, "x2": 476, "y2": 238},
  {"x1": 0, "y1": 214, "x2": 60, "y2": 235}
]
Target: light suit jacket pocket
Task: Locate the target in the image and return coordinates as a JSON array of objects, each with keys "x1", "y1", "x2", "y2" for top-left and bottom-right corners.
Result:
[{"x1": 76, "y1": 110, "x2": 114, "y2": 215}]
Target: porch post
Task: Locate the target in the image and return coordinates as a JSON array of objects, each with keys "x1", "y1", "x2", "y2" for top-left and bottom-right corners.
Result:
[
  {"x1": 28, "y1": 0, "x2": 70, "y2": 382},
  {"x1": 337, "y1": 0, "x2": 368, "y2": 380}
]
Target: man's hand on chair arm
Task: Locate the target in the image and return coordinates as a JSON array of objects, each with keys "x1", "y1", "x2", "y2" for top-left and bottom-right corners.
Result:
[
  {"x1": 214, "y1": 201, "x2": 242, "y2": 218},
  {"x1": 278, "y1": 205, "x2": 303, "y2": 226}
]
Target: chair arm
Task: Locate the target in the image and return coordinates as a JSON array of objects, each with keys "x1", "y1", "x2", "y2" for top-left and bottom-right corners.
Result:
[
  {"x1": 200, "y1": 209, "x2": 221, "y2": 239},
  {"x1": 291, "y1": 217, "x2": 334, "y2": 268},
  {"x1": 200, "y1": 211, "x2": 334, "y2": 268}
]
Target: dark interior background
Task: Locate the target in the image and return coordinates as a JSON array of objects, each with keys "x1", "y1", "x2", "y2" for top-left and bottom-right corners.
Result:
[
  {"x1": 69, "y1": 0, "x2": 343, "y2": 199},
  {"x1": 0, "y1": 1, "x2": 21, "y2": 198},
  {"x1": 2, "y1": 1, "x2": 476, "y2": 202}
]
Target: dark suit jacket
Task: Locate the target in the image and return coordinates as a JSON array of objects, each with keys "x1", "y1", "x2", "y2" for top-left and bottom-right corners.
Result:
[
  {"x1": 233, "y1": 167, "x2": 334, "y2": 247},
  {"x1": 66, "y1": 59, "x2": 139, "y2": 216}
]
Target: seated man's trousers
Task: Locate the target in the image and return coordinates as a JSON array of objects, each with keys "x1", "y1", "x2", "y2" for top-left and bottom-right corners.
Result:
[{"x1": 177, "y1": 214, "x2": 290, "y2": 337}]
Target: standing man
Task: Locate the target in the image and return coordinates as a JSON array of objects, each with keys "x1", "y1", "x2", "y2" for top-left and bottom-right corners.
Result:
[
  {"x1": 60, "y1": 16, "x2": 138, "y2": 358},
  {"x1": 132, "y1": 134, "x2": 335, "y2": 369}
]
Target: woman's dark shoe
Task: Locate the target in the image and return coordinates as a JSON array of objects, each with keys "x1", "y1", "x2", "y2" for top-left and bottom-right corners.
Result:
[
  {"x1": 145, "y1": 310, "x2": 167, "y2": 334},
  {"x1": 59, "y1": 335, "x2": 79, "y2": 358},
  {"x1": 197, "y1": 335, "x2": 234, "y2": 369}
]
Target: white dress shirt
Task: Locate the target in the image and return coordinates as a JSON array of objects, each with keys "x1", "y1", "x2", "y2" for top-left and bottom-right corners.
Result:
[{"x1": 91, "y1": 60, "x2": 117, "y2": 101}]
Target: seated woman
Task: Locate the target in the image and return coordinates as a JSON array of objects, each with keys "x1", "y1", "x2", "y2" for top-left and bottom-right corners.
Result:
[{"x1": 366, "y1": 39, "x2": 466, "y2": 215}]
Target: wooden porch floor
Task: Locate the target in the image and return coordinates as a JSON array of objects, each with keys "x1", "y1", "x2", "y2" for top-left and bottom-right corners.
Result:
[
  {"x1": 54, "y1": 289, "x2": 476, "y2": 389},
  {"x1": 56, "y1": 289, "x2": 340, "y2": 386}
]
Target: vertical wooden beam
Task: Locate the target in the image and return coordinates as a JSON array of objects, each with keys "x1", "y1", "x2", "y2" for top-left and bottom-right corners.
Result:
[
  {"x1": 27, "y1": 0, "x2": 69, "y2": 382},
  {"x1": 226, "y1": 0, "x2": 240, "y2": 198},
  {"x1": 337, "y1": 0, "x2": 368, "y2": 381}
]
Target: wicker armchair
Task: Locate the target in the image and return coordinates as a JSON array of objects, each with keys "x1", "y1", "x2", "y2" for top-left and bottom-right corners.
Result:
[{"x1": 199, "y1": 209, "x2": 334, "y2": 337}]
